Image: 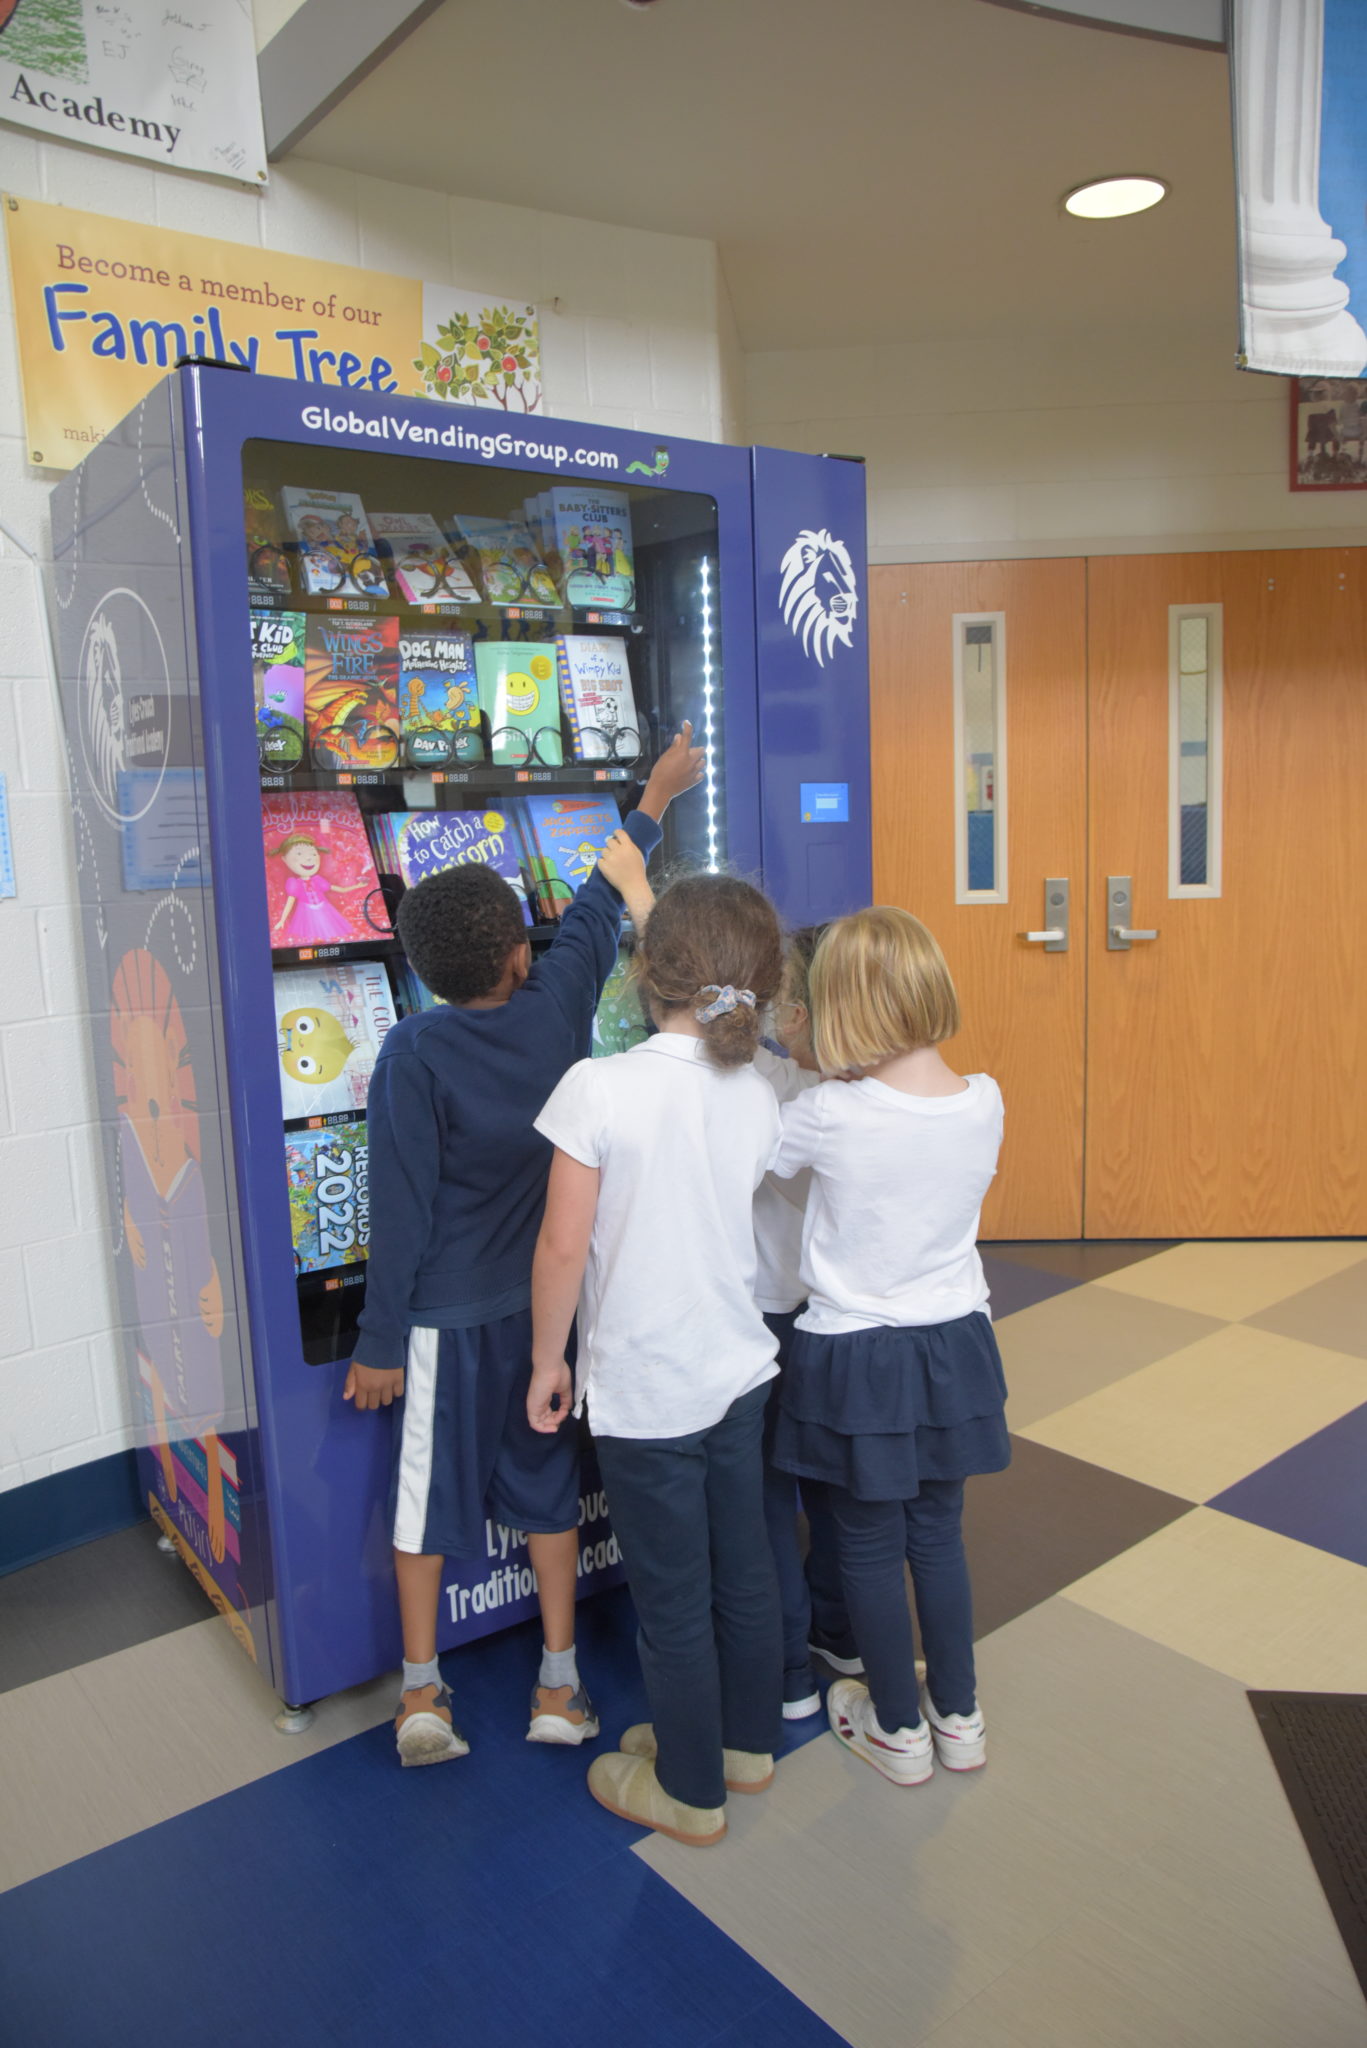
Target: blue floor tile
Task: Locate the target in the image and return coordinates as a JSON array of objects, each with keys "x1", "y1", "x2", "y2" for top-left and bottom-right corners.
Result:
[
  {"x1": 0, "y1": 1586, "x2": 843, "y2": 2048},
  {"x1": 1209, "y1": 1403, "x2": 1367, "y2": 1568}
]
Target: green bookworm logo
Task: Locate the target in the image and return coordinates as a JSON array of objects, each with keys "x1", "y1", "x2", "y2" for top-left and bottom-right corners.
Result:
[{"x1": 626, "y1": 445, "x2": 670, "y2": 478}]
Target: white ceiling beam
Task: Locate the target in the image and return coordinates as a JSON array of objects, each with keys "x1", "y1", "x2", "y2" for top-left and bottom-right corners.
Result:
[{"x1": 258, "y1": 0, "x2": 447, "y2": 162}]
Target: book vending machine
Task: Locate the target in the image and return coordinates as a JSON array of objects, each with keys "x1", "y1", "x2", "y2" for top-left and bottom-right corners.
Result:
[{"x1": 47, "y1": 367, "x2": 870, "y2": 1708}]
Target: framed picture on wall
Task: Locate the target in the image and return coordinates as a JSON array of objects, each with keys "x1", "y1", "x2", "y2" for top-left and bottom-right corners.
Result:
[{"x1": 1289, "y1": 376, "x2": 1367, "y2": 490}]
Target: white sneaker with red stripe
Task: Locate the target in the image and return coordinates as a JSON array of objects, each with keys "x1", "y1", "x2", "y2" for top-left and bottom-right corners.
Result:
[
  {"x1": 827, "y1": 1678, "x2": 934, "y2": 1787},
  {"x1": 922, "y1": 1692, "x2": 987, "y2": 1771}
]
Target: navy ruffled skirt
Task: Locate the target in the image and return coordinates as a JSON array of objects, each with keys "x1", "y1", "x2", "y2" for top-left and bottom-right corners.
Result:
[{"x1": 772, "y1": 1312, "x2": 1010, "y2": 1501}]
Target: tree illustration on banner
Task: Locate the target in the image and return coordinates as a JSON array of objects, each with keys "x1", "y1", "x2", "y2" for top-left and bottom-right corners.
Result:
[{"x1": 415, "y1": 287, "x2": 543, "y2": 412}]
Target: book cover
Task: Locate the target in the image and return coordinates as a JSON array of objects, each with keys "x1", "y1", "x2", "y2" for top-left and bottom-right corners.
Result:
[
  {"x1": 304, "y1": 614, "x2": 402, "y2": 770},
  {"x1": 556, "y1": 636, "x2": 640, "y2": 761},
  {"x1": 473, "y1": 642, "x2": 563, "y2": 766},
  {"x1": 386, "y1": 806, "x2": 532, "y2": 925},
  {"x1": 273, "y1": 961, "x2": 396, "y2": 1121},
  {"x1": 450, "y1": 514, "x2": 561, "y2": 608},
  {"x1": 399, "y1": 629, "x2": 483, "y2": 768},
  {"x1": 252, "y1": 609, "x2": 307, "y2": 771},
  {"x1": 520, "y1": 794, "x2": 622, "y2": 918},
  {"x1": 261, "y1": 790, "x2": 392, "y2": 950},
  {"x1": 285, "y1": 1121, "x2": 370, "y2": 1274},
  {"x1": 280, "y1": 485, "x2": 389, "y2": 600},
  {"x1": 244, "y1": 482, "x2": 293, "y2": 601},
  {"x1": 369, "y1": 511, "x2": 480, "y2": 606},
  {"x1": 547, "y1": 487, "x2": 635, "y2": 611},
  {"x1": 593, "y1": 948, "x2": 648, "y2": 1058}
]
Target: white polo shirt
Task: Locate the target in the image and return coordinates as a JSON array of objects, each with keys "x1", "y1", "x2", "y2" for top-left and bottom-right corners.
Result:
[
  {"x1": 774, "y1": 1072, "x2": 1004, "y2": 1334},
  {"x1": 751, "y1": 1043, "x2": 821, "y2": 1314},
  {"x1": 534, "y1": 1033, "x2": 781, "y2": 1440}
]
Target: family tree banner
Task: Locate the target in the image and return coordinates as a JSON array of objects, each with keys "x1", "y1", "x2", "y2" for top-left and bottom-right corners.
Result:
[
  {"x1": 1233, "y1": 0, "x2": 1367, "y2": 377},
  {"x1": 3, "y1": 194, "x2": 543, "y2": 468},
  {"x1": 0, "y1": 0, "x2": 266, "y2": 182}
]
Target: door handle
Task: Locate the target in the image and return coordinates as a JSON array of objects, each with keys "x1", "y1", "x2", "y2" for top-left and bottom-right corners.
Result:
[
  {"x1": 1017, "y1": 878, "x2": 1069, "y2": 952},
  {"x1": 1106, "y1": 877, "x2": 1158, "y2": 951}
]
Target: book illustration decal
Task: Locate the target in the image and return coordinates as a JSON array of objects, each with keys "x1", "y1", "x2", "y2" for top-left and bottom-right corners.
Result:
[
  {"x1": 280, "y1": 486, "x2": 389, "y2": 600},
  {"x1": 399, "y1": 629, "x2": 483, "y2": 769},
  {"x1": 304, "y1": 613, "x2": 401, "y2": 770},
  {"x1": 252, "y1": 609, "x2": 306, "y2": 771},
  {"x1": 110, "y1": 947, "x2": 248, "y2": 1642},
  {"x1": 273, "y1": 960, "x2": 397, "y2": 1120},
  {"x1": 370, "y1": 511, "x2": 480, "y2": 606},
  {"x1": 473, "y1": 641, "x2": 563, "y2": 766},
  {"x1": 286, "y1": 1122, "x2": 369, "y2": 1274},
  {"x1": 261, "y1": 790, "x2": 392, "y2": 949}
]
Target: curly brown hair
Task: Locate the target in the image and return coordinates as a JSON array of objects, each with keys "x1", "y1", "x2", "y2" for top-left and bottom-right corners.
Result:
[
  {"x1": 396, "y1": 864, "x2": 526, "y2": 1004},
  {"x1": 636, "y1": 873, "x2": 783, "y2": 1068}
]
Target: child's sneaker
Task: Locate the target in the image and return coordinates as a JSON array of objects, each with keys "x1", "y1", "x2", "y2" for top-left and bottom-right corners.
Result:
[
  {"x1": 782, "y1": 1664, "x2": 822, "y2": 1720},
  {"x1": 620, "y1": 1722, "x2": 774, "y2": 1793},
  {"x1": 827, "y1": 1678, "x2": 934, "y2": 1787},
  {"x1": 527, "y1": 1682, "x2": 600, "y2": 1746},
  {"x1": 395, "y1": 1682, "x2": 470, "y2": 1767},
  {"x1": 588, "y1": 1753, "x2": 727, "y2": 1846},
  {"x1": 808, "y1": 1629, "x2": 864, "y2": 1677},
  {"x1": 922, "y1": 1692, "x2": 987, "y2": 1771}
]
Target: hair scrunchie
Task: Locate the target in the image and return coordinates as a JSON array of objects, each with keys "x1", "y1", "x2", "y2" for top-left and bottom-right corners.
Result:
[{"x1": 695, "y1": 985, "x2": 757, "y2": 1023}]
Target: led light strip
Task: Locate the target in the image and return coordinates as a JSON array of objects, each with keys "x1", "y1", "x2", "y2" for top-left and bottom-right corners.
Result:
[{"x1": 699, "y1": 556, "x2": 720, "y2": 871}]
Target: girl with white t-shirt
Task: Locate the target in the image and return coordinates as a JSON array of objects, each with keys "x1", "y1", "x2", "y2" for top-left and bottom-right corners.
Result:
[
  {"x1": 772, "y1": 907, "x2": 1009, "y2": 1787},
  {"x1": 529, "y1": 866, "x2": 787, "y2": 1847}
]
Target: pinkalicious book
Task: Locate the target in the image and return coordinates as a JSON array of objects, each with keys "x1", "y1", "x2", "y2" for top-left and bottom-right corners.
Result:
[
  {"x1": 281, "y1": 486, "x2": 389, "y2": 599},
  {"x1": 370, "y1": 511, "x2": 480, "y2": 605},
  {"x1": 384, "y1": 807, "x2": 532, "y2": 924},
  {"x1": 261, "y1": 790, "x2": 392, "y2": 951},
  {"x1": 304, "y1": 614, "x2": 402, "y2": 770},
  {"x1": 449, "y1": 514, "x2": 561, "y2": 608},
  {"x1": 399, "y1": 630, "x2": 483, "y2": 768},
  {"x1": 285, "y1": 1121, "x2": 370, "y2": 1274},
  {"x1": 473, "y1": 642, "x2": 563, "y2": 765},
  {"x1": 252, "y1": 609, "x2": 307, "y2": 771},
  {"x1": 556, "y1": 636, "x2": 640, "y2": 761},
  {"x1": 546, "y1": 487, "x2": 635, "y2": 610},
  {"x1": 520, "y1": 794, "x2": 622, "y2": 919},
  {"x1": 273, "y1": 961, "x2": 397, "y2": 1121}
]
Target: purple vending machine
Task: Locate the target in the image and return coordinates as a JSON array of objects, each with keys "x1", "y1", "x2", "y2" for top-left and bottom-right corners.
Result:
[{"x1": 47, "y1": 367, "x2": 870, "y2": 1711}]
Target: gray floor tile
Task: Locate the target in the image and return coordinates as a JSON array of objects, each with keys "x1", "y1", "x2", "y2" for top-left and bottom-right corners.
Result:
[
  {"x1": 0, "y1": 1520, "x2": 213, "y2": 1695},
  {"x1": 1245, "y1": 1258, "x2": 1367, "y2": 1359},
  {"x1": 979, "y1": 1253, "x2": 1082, "y2": 1319},
  {"x1": 985, "y1": 1241, "x2": 1177, "y2": 1282},
  {"x1": 959, "y1": 1439, "x2": 1194, "y2": 1640},
  {"x1": 997, "y1": 1285, "x2": 1225, "y2": 1431}
]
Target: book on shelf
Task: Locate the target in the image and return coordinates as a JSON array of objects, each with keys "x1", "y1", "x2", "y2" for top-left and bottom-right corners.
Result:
[
  {"x1": 556, "y1": 635, "x2": 640, "y2": 761},
  {"x1": 592, "y1": 947, "x2": 648, "y2": 1057},
  {"x1": 519, "y1": 793, "x2": 623, "y2": 921},
  {"x1": 391, "y1": 959, "x2": 445, "y2": 1016},
  {"x1": 544, "y1": 486, "x2": 635, "y2": 611},
  {"x1": 473, "y1": 642, "x2": 563, "y2": 766},
  {"x1": 285, "y1": 1120, "x2": 370, "y2": 1275},
  {"x1": 252, "y1": 609, "x2": 307, "y2": 771},
  {"x1": 304, "y1": 614, "x2": 401, "y2": 770},
  {"x1": 448, "y1": 513, "x2": 561, "y2": 609},
  {"x1": 280, "y1": 485, "x2": 389, "y2": 600},
  {"x1": 244, "y1": 482, "x2": 293, "y2": 601},
  {"x1": 370, "y1": 805, "x2": 532, "y2": 925},
  {"x1": 369, "y1": 511, "x2": 480, "y2": 606},
  {"x1": 273, "y1": 960, "x2": 396, "y2": 1121},
  {"x1": 261, "y1": 790, "x2": 392, "y2": 950},
  {"x1": 399, "y1": 629, "x2": 483, "y2": 766}
]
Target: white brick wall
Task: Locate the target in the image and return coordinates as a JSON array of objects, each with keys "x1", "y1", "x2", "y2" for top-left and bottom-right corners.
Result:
[{"x1": 0, "y1": 129, "x2": 733, "y2": 1495}]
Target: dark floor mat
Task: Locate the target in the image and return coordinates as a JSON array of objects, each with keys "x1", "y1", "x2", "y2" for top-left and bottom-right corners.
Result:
[{"x1": 1249, "y1": 1691, "x2": 1367, "y2": 1999}]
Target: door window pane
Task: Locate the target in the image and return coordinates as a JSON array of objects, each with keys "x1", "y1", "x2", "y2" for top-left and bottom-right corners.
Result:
[
  {"x1": 1169, "y1": 605, "x2": 1222, "y2": 897},
  {"x1": 954, "y1": 614, "x2": 1007, "y2": 901}
]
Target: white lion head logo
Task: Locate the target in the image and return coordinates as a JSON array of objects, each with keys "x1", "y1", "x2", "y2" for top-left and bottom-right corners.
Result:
[{"x1": 779, "y1": 528, "x2": 859, "y2": 667}]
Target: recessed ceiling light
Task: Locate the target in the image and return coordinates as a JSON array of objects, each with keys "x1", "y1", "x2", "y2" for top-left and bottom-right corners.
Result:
[{"x1": 1063, "y1": 176, "x2": 1167, "y2": 219}]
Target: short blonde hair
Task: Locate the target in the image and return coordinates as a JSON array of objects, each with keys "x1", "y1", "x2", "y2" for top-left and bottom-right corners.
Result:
[{"x1": 809, "y1": 906, "x2": 960, "y2": 1073}]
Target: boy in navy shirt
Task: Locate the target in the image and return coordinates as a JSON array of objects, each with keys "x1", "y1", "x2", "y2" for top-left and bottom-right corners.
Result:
[{"x1": 345, "y1": 730, "x2": 701, "y2": 1766}]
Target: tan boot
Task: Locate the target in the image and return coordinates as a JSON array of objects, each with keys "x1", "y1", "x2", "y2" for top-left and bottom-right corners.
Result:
[
  {"x1": 588, "y1": 1752, "x2": 727, "y2": 1845},
  {"x1": 619, "y1": 1722, "x2": 774, "y2": 1795}
]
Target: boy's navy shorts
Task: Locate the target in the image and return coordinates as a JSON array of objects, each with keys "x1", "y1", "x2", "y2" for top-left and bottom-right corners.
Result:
[{"x1": 389, "y1": 1309, "x2": 581, "y2": 1558}]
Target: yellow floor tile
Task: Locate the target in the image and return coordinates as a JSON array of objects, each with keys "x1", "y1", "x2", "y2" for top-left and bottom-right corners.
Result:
[
  {"x1": 1017, "y1": 1322, "x2": 1367, "y2": 1500},
  {"x1": 1061, "y1": 1507, "x2": 1367, "y2": 1692},
  {"x1": 996, "y1": 1286, "x2": 1224, "y2": 1432},
  {"x1": 1093, "y1": 1240, "x2": 1367, "y2": 1322}
]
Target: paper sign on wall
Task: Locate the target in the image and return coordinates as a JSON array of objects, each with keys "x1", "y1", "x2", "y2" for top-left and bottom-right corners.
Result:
[
  {"x1": 0, "y1": 0, "x2": 267, "y2": 184},
  {"x1": 2, "y1": 194, "x2": 544, "y2": 469}
]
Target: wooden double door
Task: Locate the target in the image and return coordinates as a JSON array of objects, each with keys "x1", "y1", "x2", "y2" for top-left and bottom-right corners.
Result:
[{"x1": 871, "y1": 551, "x2": 1367, "y2": 1240}]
